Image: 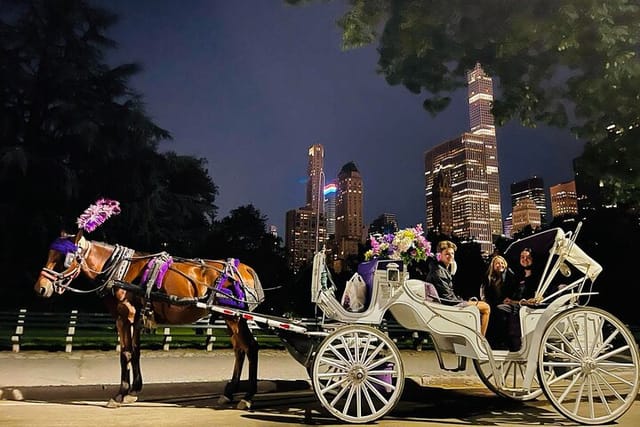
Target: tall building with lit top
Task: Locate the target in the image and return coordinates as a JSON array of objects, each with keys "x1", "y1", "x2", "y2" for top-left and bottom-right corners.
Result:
[
  {"x1": 285, "y1": 144, "x2": 327, "y2": 273},
  {"x1": 550, "y1": 180, "x2": 578, "y2": 219},
  {"x1": 335, "y1": 162, "x2": 364, "y2": 260},
  {"x1": 424, "y1": 64, "x2": 502, "y2": 254},
  {"x1": 467, "y1": 63, "x2": 503, "y2": 236},
  {"x1": 306, "y1": 144, "x2": 324, "y2": 215}
]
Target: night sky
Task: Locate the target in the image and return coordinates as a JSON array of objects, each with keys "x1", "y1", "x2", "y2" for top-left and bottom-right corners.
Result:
[{"x1": 98, "y1": 0, "x2": 584, "y2": 235}]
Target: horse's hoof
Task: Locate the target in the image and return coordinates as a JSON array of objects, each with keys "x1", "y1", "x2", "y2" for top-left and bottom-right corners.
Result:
[
  {"x1": 218, "y1": 395, "x2": 232, "y2": 405},
  {"x1": 237, "y1": 399, "x2": 252, "y2": 410},
  {"x1": 106, "y1": 398, "x2": 121, "y2": 408},
  {"x1": 123, "y1": 395, "x2": 138, "y2": 404}
]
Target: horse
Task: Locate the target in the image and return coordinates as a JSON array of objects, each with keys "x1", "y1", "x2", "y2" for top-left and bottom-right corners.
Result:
[{"x1": 34, "y1": 229, "x2": 264, "y2": 409}]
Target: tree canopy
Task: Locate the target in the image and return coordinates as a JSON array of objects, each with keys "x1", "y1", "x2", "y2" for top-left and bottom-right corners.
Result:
[
  {"x1": 288, "y1": 0, "x2": 640, "y2": 209},
  {"x1": 0, "y1": 0, "x2": 218, "y2": 307}
]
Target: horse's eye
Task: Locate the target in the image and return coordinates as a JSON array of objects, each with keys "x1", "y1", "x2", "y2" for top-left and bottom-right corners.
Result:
[{"x1": 63, "y1": 252, "x2": 75, "y2": 268}]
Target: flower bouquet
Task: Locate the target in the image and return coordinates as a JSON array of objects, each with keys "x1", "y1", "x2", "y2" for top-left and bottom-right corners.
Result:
[{"x1": 364, "y1": 224, "x2": 432, "y2": 268}]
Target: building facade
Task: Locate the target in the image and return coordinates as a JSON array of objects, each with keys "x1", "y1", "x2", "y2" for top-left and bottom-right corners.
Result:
[
  {"x1": 424, "y1": 64, "x2": 502, "y2": 254},
  {"x1": 550, "y1": 180, "x2": 579, "y2": 218},
  {"x1": 306, "y1": 144, "x2": 324, "y2": 215},
  {"x1": 323, "y1": 181, "x2": 337, "y2": 237},
  {"x1": 467, "y1": 63, "x2": 503, "y2": 237},
  {"x1": 335, "y1": 161, "x2": 364, "y2": 260},
  {"x1": 285, "y1": 207, "x2": 326, "y2": 273},
  {"x1": 512, "y1": 197, "x2": 542, "y2": 233},
  {"x1": 511, "y1": 176, "x2": 547, "y2": 224},
  {"x1": 425, "y1": 133, "x2": 493, "y2": 253},
  {"x1": 285, "y1": 144, "x2": 327, "y2": 272}
]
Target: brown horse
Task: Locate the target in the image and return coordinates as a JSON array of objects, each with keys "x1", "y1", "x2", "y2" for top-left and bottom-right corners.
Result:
[{"x1": 34, "y1": 230, "x2": 264, "y2": 409}]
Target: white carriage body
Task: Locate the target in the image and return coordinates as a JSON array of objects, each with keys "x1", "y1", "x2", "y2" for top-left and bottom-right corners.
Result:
[{"x1": 307, "y1": 225, "x2": 638, "y2": 425}]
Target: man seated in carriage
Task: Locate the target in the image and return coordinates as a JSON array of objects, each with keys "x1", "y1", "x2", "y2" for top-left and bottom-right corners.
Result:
[{"x1": 426, "y1": 240, "x2": 491, "y2": 336}]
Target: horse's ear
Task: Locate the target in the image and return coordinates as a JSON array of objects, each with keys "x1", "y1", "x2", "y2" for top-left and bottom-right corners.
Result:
[{"x1": 74, "y1": 229, "x2": 84, "y2": 244}]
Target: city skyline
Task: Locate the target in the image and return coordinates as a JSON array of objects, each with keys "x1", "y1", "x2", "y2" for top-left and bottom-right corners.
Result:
[{"x1": 98, "y1": 0, "x2": 584, "y2": 236}]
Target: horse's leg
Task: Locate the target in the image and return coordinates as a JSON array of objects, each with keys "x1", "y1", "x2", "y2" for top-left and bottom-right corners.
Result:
[
  {"x1": 237, "y1": 318, "x2": 259, "y2": 410},
  {"x1": 218, "y1": 319, "x2": 245, "y2": 405},
  {"x1": 107, "y1": 298, "x2": 136, "y2": 408},
  {"x1": 123, "y1": 311, "x2": 143, "y2": 404}
]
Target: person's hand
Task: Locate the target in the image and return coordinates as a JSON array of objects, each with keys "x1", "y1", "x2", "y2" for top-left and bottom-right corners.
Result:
[{"x1": 503, "y1": 297, "x2": 512, "y2": 305}]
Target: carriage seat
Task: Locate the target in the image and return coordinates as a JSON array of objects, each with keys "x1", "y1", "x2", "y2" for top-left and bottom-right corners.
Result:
[{"x1": 405, "y1": 279, "x2": 441, "y2": 303}]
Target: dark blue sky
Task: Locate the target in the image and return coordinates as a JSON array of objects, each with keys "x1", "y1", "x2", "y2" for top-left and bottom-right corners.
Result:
[{"x1": 98, "y1": 0, "x2": 584, "y2": 235}]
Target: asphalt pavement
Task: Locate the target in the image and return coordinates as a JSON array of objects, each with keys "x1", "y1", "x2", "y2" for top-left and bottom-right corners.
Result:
[{"x1": 0, "y1": 348, "x2": 482, "y2": 402}]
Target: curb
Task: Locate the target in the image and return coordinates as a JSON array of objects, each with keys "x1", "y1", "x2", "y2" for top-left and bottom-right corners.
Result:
[{"x1": 0, "y1": 379, "x2": 312, "y2": 402}]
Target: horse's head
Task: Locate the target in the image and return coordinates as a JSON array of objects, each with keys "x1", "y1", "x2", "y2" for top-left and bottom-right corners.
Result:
[{"x1": 34, "y1": 231, "x2": 90, "y2": 298}]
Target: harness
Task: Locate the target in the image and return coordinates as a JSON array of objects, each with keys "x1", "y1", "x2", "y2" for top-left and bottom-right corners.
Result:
[{"x1": 210, "y1": 258, "x2": 247, "y2": 309}]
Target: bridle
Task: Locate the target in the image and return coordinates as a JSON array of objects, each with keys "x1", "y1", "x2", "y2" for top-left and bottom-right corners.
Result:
[{"x1": 40, "y1": 236, "x2": 94, "y2": 294}]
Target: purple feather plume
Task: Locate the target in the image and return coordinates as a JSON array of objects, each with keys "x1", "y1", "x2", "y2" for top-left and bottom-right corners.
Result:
[{"x1": 76, "y1": 198, "x2": 121, "y2": 233}]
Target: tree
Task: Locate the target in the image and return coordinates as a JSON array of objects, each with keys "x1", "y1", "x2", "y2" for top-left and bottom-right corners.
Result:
[
  {"x1": 0, "y1": 0, "x2": 217, "y2": 308},
  {"x1": 205, "y1": 205, "x2": 292, "y2": 314},
  {"x1": 287, "y1": 0, "x2": 639, "y2": 209}
]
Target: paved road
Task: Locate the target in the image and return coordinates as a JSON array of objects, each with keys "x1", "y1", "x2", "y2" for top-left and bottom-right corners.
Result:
[{"x1": 1, "y1": 349, "x2": 639, "y2": 426}]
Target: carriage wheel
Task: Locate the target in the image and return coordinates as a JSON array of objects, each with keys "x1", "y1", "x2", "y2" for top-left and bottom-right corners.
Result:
[
  {"x1": 538, "y1": 307, "x2": 640, "y2": 425},
  {"x1": 473, "y1": 357, "x2": 552, "y2": 401},
  {"x1": 311, "y1": 325, "x2": 404, "y2": 423}
]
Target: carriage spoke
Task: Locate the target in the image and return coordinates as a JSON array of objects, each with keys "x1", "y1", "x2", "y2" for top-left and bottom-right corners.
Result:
[
  {"x1": 595, "y1": 366, "x2": 636, "y2": 387},
  {"x1": 593, "y1": 369, "x2": 626, "y2": 404},
  {"x1": 363, "y1": 340, "x2": 387, "y2": 367},
  {"x1": 545, "y1": 341, "x2": 582, "y2": 362},
  {"x1": 595, "y1": 344, "x2": 630, "y2": 362},
  {"x1": 320, "y1": 354, "x2": 349, "y2": 372},
  {"x1": 321, "y1": 375, "x2": 350, "y2": 394},
  {"x1": 360, "y1": 334, "x2": 373, "y2": 364},
  {"x1": 362, "y1": 380, "x2": 380, "y2": 413},
  {"x1": 569, "y1": 316, "x2": 586, "y2": 356},
  {"x1": 366, "y1": 354, "x2": 394, "y2": 371},
  {"x1": 588, "y1": 316, "x2": 604, "y2": 356},
  {"x1": 593, "y1": 328, "x2": 619, "y2": 356},
  {"x1": 592, "y1": 371, "x2": 615, "y2": 414},
  {"x1": 339, "y1": 336, "x2": 355, "y2": 363},
  {"x1": 327, "y1": 344, "x2": 352, "y2": 368},
  {"x1": 367, "y1": 375, "x2": 397, "y2": 393},
  {"x1": 556, "y1": 370, "x2": 583, "y2": 404},
  {"x1": 341, "y1": 383, "x2": 357, "y2": 416},
  {"x1": 546, "y1": 327, "x2": 581, "y2": 360},
  {"x1": 570, "y1": 375, "x2": 587, "y2": 415},
  {"x1": 329, "y1": 378, "x2": 351, "y2": 407}
]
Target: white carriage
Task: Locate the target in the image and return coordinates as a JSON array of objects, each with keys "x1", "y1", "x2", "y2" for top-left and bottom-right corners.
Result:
[{"x1": 281, "y1": 224, "x2": 640, "y2": 424}]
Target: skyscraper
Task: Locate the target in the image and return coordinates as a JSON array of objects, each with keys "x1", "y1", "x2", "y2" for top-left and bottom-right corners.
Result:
[
  {"x1": 467, "y1": 63, "x2": 503, "y2": 236},
  {"x1": 306, "y1": 144, "x2": 324, "y2": 215},
  {"x1": 425, "y1": 134, "x2": 493, "y2": 252},
  {"x1": 424, "y1": 64, "x2": 503, "y2": 254},
  {"x1": 511, "y1": 177, "x2": 547, "y2": 224},
  {"x1": 323, "y1": 181, "x2": 337, "y2": 237},
  {"x1": 550, "y1": 180, "x2": 579, "y2": 218},
  {"x1": 285, "y1": 207, "x2": 325, "y2": 273},
  {"x1": 335, "y1": 161, "x2": 364, "y2": 260},
  {"x1": 285, "y1": 144, "x2": 327, "y2": 272}
]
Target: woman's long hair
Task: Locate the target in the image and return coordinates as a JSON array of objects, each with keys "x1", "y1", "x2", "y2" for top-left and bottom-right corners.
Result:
[{"x1": 486, "y1": 255, "x2": 508, "y2": 289}]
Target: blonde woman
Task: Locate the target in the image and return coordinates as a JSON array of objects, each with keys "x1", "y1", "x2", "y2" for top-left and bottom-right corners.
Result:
[
  {"x1": 426, "y1": 240, "x2": 491, "y2": 336},
  {"x1": 481, "y1": 255, "x2": 515, "y2": 347}
]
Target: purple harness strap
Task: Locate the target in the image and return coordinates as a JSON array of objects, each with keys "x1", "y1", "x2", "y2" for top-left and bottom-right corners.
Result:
[{"x1": 215, "y1": 258, "x2": 247, "y2": 309}]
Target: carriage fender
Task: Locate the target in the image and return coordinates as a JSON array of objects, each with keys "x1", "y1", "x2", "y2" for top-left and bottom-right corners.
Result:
[{"x1": 521, "y1": 294, "x2": 592, "y2": 389}]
